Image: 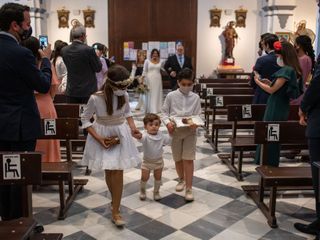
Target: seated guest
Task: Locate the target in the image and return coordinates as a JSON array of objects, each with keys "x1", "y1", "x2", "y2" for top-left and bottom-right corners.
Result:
[
  {"x1": 52, "y1": 40, "x2": 68, "y2": 93},
  {"x1": 22, "y1": 37, "x2": 61, "y2": 162},
  {"x1": 250, "y1": 34, "x2": 281, "y2": 104},
  {"x1": 254, "y1": 41, "x2": 302, "y2": 166},
  {"x1": 295, "y1": 57, "x2": 320, "y2": 238}
]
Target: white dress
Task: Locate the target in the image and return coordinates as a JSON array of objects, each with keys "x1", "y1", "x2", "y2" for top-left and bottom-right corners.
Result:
[
  {"x1": 143, "y1": 59, "x2": 163, "y2": 113},
  {"x1": 81, "y1": 92, "x2": 140, "y2": 170}
]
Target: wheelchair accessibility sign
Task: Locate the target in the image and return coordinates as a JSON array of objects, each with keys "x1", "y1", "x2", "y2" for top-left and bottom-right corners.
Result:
[
  {"x1": 267, "y1": 124, "x2": 280, "y2": 142},
  {"x1": 2, "y1": 154, "x2": 21, "y2": 180}
]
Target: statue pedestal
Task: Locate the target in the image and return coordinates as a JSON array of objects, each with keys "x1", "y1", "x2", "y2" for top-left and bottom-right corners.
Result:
[
  {"x1": 222, "y1": 57, "x2": 235, "y2": 66},
  {"x1": 216, "y1": 65, "x2": 244, "y2": 78}
]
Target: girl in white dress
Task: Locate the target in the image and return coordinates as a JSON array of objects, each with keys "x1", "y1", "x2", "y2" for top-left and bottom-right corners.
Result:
[
  {"x1": 81, "y1": 65, "x2": 140, "y2": 227},
  {"x1": 142, "y1": 49, "x2": 164, "y2": 113}
]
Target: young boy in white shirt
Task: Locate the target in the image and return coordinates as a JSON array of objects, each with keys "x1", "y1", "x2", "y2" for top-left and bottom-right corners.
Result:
[
  {"x1": 134, "y1": 113, "x2": 171, "y2": 200},
  {"x1": 162, "y1": 68, "x2": 201, "y2": 201}
]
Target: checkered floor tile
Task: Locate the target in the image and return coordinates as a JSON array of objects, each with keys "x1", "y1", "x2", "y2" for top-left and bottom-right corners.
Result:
[{"x1": 32, "y1": 93, "x2": 317, "y2": 239}]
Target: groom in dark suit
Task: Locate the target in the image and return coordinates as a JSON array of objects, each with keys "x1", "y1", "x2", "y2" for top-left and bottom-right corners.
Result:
[
  {"x1": 164, "y1": 43, "x2": 193, "y2": 89},
  {"x1": 0, "y1": 2, "x2": 52, "y2": 220}
]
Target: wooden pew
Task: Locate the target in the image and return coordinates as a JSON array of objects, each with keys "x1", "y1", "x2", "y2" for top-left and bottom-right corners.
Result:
[
  {"x1": 0, "y1": 152, "x2": 42, "y2": 218},
  {"x1": 205, "y1": 95, "x2": 253, "y2": 151},
  {"x1": 225, "y1": 104, "x2": 300, "y2": 180},
  {"x1": 242, "y1": 121, "x2": 312, "y2": 228},
  {"x1": 39, "y1": 118, "x2": 88, "y2": 220},
  {"x1": 0, "y1": 154, "x2": 63, "y2": 239},
  {"x1": 198, "y1": 78, "x2": 250, "y2": 84},
  {"x1": 53, "y1": 94, "x2": 67, "y2": 104},
  {"x1": 217, "y1": 72, "x2": 251, "y2": 79}
]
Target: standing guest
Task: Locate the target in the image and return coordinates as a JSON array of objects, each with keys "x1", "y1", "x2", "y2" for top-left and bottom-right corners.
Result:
[
  {"x1": 93, "y1": 43, "x2": 108, "y2": 90},
  {"x1": 253, "y1": 41, "x2": 302, "y2": 166},
  {"x1": 52, "y1": 40, "x2": 68, "y2": 94},
  {"x1": 133, "y1": 113, "x2": 171, "y2": 201},
  {"x1": 257, "y1": 33, "x2": 271, "y2": 57},
  {"x1": 164, "y1": 43, "x2": 193, "y2": 90},
  {"x1": 142, "y1": 49, "x2": 164, "y2": 113},
  {"x1": 162, "y1": 68, "x2": 201, "y2": 201},
  {"x1": 294, "y1": 59, "x2": 320, "y2": 239},
  {"x1": 291, "y1": 35, "x2": 315, "y2": 105},
  {"x1": 81, "y1": 65, "x2": 140, "y2": 227},
  {"x1": 22, "y1": 37, "x2": 61, "y2": 163},
  {"x1": 250, "y1": 34, "x2": 281, "y2": 104},
  {"x1": 62, "y1": 22, "x2": 102, "y2": 104},
  {"x1": 0, "y1": 2, "x2": 52, "y2": 220}
]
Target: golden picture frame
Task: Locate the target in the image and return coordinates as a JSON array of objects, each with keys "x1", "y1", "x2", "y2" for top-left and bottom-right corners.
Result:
[
  {"x1": 209, "y1": 8, "x2": 222, "y2": 27},
  {"x1": 275, "y1": 32, "x2": 291, "y2": 42},
  {"x1": 235, "y1": 7, "x2": 247, "y2": 28},
  {"x1": 83, "y1": 8, "x2": 95, "y2": 28},
  {"x1": 57, "y1": 8, "x2": 70, "y2": 28}
]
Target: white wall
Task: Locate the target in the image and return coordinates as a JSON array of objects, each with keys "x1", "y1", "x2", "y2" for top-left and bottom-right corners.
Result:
[
  {"x1": 197, "y1": 0, "x2": 261, "y2": 76},
  {"x1": 294, "y1": 0, "x2": 317, "y2": 33},
  {"x1": 45, "y1": 0, "x2": 108, "y2": 47}
]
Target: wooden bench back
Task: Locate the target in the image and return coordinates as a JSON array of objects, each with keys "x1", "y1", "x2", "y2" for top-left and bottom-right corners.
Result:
[
  {"x1": 254, "y1": 121, "x2": 306, "y2": 144},
  {"x1": 38, "y1": 118, "x2": 79, "y2": 140},
  {"x1": 227, "y1": 104, "x2": 300, "y2": 122},
  {"x1": 0, "y1": 152, "x2": 42, "y2": 185},
  {"x1": 53, "y1": 94, "x2": 68, "y2": 104},
  {"x1": 55, "y1": 104, "x2": 84, "y2": 119},
  {"x1": 199, "y1": 78, "x2": 250, "y2": 84},
  {"x1": 203, "y1": 88, "x2": 254, "y2": 97},
  {"x1": 209, "y1": 95, "x2": 253, "y2": 109}
]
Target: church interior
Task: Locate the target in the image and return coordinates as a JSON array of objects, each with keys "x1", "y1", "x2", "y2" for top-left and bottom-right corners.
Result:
[{"x1": 0, "y1": 0, "x2": 320, "y2": 239}]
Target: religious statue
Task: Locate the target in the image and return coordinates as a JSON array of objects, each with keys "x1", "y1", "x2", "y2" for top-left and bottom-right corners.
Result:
[
  {"x1": 222, "y1": 21, "x2": 238, "y2": 61},
  {"x1": 291, "y1": 20, "x2": 316, "y2": 43}
]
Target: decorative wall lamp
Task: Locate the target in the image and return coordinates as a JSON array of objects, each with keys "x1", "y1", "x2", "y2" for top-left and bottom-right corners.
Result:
[
  {"x1": 235, "y1": 7, "x2": 247, "y2": 28},
  {"x1": 209, "y1": 7, "x2": 222, "y2": 27},
  {"x1": 57, "y1": 7, "x2": 70, "y2": 28},
  {"x1": 83, "y1": 7, "x2": 95, "y2": 28}
]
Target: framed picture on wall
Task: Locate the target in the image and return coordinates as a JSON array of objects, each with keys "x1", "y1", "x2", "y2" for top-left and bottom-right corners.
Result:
[{"x1": 275, "y1": 32, "x2": 291, "y2": 42}]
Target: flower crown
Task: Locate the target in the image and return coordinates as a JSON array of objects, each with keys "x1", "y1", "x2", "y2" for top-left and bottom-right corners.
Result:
[
  {"x1": 273, "y1": 41, "x2": 282, "y2": 51},
  {"x1": 105, "y1": 77, "x2": 134, "y2": 90}
]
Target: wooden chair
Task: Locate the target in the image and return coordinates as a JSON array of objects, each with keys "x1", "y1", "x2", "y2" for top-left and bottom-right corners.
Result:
[
  {"x1": 225, "y1": 104, "x2": 300, "y2": 180},
  {"x1": 39, "y1": 118, "x2": 88, "y2": 220},
  {"x1": 242, "y1": 121, "x2": 312, "y2": 228}
]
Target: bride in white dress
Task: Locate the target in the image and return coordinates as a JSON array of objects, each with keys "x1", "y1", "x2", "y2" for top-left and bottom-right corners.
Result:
[{"x1": 142, "y1": 49, "x2": 163, "y2": 113}]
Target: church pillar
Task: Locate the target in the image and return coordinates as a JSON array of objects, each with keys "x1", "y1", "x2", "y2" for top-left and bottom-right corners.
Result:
[{"x1": 261, "y1": 0, "x2": 297, "y2": 33}]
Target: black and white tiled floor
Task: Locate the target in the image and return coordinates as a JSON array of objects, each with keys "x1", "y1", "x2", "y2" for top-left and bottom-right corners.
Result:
[{"x1": 32, "y1": 95, "x2": 317, "y2": 239}]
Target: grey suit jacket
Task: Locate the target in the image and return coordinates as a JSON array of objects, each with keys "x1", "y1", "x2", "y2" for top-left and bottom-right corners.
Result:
[{"x1": 62, "y1": 41, "x2": 102, "y2": 97}]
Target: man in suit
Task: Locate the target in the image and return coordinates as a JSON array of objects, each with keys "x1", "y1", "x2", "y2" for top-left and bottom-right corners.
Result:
[
  {"x1": 62, "y1": 23, "x2": 102, "y2": 104},
  {"x1": 250, "y1": 34, "x2": 281, "y2": 104},
  {"x1": 295, "y1": 61, "x2": 320, "y2": 239},
  {"x1": 0, "y1": 3, "x2": 52, "y2": 220},
  {"x1": 164, "y1": 43, "x2": 193, "y2": 90}
]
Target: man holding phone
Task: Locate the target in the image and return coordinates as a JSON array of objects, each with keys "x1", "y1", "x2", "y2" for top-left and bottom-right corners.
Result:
[{"x1": 39, "y1": 35, "x2": 48, "y2": 49}]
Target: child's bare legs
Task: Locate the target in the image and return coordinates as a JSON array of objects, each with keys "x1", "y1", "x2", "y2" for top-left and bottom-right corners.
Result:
[
  {"x1": 175, "y1": 161, "x2": 185, "y2": 191},
  {"x1": 141, "y1": 169, "x2": 150, "y2": 182},
  {"x1": 153, "y1": 168, "x2": 163, "y2": 200},
  {"x1": 140, "y1": 169, "x2": 150, "y2": 200},
  {"x1": 105, "y1": 170, "x2": 113, "y2": 206},
  {"x1": 108, "y1": 170, "x2": 125, "y2": 226},
  {"x1": 183, "y1": 160, "x2": 194, "y2": 189},
  {"x1": 183, "y1": 160, "x2": 194, "y2": 201}
]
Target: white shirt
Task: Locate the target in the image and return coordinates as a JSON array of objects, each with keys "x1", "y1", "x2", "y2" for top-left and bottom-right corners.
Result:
[
  {"x1": 81, "y1": 92, "x2": 132, "y2": 129},
  {"x1": 162, "y1": 89, "x2": 201, "y2": 125},
  {"x1": 139, "y1": 131, "x2": 171, "y2": 160}
]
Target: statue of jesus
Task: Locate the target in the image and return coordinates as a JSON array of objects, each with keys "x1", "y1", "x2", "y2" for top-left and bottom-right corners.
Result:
[{"x1": 222, "y1": 21, "x2": 238, "y2": 59}]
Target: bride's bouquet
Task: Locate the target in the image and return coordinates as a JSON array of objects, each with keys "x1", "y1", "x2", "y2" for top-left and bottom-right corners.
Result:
[{"x1": 134, "y1": 76, "x2": 149, "y2": 94}]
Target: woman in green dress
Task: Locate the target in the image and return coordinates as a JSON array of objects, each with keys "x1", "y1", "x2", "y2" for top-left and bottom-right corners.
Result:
[{"x1": 254, "y1": 41, "x2": 302, "y2": 166}]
